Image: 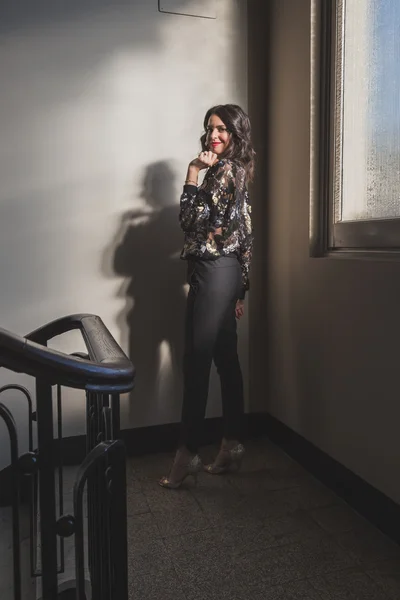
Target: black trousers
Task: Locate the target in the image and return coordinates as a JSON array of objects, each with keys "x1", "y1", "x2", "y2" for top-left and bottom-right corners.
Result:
[{"x1": 180, "y1": 257, "x2": 245, "y2": 454}]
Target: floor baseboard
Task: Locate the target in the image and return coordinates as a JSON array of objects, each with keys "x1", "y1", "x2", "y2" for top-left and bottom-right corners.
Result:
[{"x1": 262, "y1": 413, "x2": 400, "y2": 546}]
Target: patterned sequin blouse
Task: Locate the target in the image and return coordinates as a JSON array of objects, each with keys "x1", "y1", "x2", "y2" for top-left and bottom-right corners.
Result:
[{"x1": 179, "y1": 159, "x2": 253, "y2": 298}]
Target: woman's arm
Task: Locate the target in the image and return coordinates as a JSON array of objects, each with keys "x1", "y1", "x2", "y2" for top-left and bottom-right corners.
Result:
[
  {"x1": 237, "y1": 197, "x2": 253, "y2": 299},
  {"x1": 179, "y1": 153, "x2": 232, "y2": 234},
  {"x1": 179, "y1": 184, "x2": 210, "y2": 233}
]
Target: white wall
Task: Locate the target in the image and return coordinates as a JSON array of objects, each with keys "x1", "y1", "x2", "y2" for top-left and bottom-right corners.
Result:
[{"x1": 0, "y1": 0, "x2": 248, "y2": 467}]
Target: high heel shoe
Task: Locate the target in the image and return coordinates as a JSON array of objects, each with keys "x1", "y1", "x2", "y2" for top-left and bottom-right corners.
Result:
[
  {"x1": 159, "y1": 451, "x2": 202, "y2": 489},
  {"x1": 204, "y1": 442, "x2": 245, "y2": 475}
]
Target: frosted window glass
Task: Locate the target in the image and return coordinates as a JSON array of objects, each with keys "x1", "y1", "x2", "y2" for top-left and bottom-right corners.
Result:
[{"x1": 340, "y1": 0, "x2": 400, "y2": 222}]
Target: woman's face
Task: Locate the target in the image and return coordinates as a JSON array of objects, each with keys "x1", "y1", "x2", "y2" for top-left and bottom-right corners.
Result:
[{"x1": 205, "y1": 114, "x2": 231, "y2": 155}]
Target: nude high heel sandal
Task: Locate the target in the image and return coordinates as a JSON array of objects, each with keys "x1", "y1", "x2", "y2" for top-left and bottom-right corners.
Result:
[
  {"x1": 204, "y1": 441, "x2": 245, "y2": 475},
  {"x1": 159, "y1": 451, "x2": 202, "y2": 489}
]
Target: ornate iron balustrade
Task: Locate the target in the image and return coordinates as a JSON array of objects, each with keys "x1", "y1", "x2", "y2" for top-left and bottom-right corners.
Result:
[{"x1": 0, "y1": 314, "x2": 135, "y2": 600}]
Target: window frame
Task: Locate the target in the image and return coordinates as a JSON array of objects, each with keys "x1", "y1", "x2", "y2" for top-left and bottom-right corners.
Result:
[{"x1": 310, "y1": 0, "x2": 400, "y2": 258}]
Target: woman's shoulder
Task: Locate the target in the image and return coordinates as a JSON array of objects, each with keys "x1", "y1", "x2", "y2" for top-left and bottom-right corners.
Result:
[
  {"x1": 210, "y1": 158, "x2": 244, "y2": 175},
  {"x1": 213, "y1": 158, "x2": 235, "y2": 168},
  {"x1": 216, "y1": 160, "x2": 247, "y2": 190}
]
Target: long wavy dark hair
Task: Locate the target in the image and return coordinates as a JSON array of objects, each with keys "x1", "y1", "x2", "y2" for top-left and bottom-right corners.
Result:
[{"x1": 200, "y1": 104, "x2": 256, "y2": 182}]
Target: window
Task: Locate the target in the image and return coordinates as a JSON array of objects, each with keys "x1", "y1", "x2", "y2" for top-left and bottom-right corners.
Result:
[{"x1": 310, "y1": 0, "x2": 400, "y2": 255}]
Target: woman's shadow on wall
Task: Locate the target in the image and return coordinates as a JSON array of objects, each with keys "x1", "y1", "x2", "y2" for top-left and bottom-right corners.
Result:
[{"x1": 105, "y1": 161, "x2": 187, "y2": 426}]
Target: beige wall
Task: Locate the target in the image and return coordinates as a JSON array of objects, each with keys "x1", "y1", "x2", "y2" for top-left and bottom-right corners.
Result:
[
  {"x1": 0, "y1": 0, "x2": 249, "y2": 467},
  {"x1": 264, "y1": 0, "x2": 400, "y2": 504},
  {"x1": 247, "y1": 1, "x2": 269, "y2": 413}
]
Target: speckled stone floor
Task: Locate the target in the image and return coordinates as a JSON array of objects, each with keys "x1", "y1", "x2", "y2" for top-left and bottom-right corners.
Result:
[{"x1": 1, "y1": 436, "x2": 400, "y2": 599}]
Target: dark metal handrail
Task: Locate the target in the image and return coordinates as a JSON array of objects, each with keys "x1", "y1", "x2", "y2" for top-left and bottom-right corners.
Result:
[
  {"x1": 0, "y1": 314, "x2": 135, "y2": 600},
  {"x1": 0, "y1": 314, "x2": 135, "y2": 392}
]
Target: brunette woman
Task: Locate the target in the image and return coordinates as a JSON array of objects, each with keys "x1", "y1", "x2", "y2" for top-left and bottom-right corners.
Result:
[{"x1": 159, "y1": 104, "x2": 255, "y2": 488}]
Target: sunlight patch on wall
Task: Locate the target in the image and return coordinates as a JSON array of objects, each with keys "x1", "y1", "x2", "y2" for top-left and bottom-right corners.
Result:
[{"x1": 156, "y1": 339, "x2": 175, "y2": 416}]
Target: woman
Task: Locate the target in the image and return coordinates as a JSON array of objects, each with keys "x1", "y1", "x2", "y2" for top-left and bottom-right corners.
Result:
[{"x1": 159, "y1": 104, "x2": 255, "y2": 488}]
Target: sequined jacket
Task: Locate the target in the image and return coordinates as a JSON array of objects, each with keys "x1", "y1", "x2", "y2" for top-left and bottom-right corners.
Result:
[{"x1": 179, "y1": 159, "x2": 253, "y2": 299}]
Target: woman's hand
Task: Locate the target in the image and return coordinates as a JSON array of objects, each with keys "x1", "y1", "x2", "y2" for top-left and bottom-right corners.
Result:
[
  {"x1": 235, "y1": 299, "x2": 245, "y2": 320},
  {"x1": 189, "y1": 150, "x2": 219, "y2": 171}
]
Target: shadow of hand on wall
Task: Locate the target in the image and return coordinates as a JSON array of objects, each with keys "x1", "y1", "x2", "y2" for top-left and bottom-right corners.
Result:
[{"x1": 110, "y1": 161, "x2": 186, "y2": 427}]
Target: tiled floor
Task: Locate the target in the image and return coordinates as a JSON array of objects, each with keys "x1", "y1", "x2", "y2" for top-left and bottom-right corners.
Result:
[
  {"x1": 126, "y1": 438, "x2": 400, "y2": 600},
  {"x1": 1, "y1": 436, "x2": 400, "y2": 599}
]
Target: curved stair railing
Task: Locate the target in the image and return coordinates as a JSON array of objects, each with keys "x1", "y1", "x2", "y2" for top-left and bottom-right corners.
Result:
[{"x1": 0, "y1": 314, "x2": 135, "y2": 600}]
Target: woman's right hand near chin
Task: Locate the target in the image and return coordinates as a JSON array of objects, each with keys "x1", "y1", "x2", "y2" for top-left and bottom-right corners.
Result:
[
  {"x1": 185, "y1": 151, "x2": 218, "y2": 185},
  {"x1": 189, "y1": 150, "x2": 219, "y2": 171}
]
